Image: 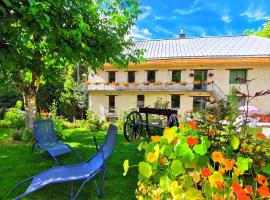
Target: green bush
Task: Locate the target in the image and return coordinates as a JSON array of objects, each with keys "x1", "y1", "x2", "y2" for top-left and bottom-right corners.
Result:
[
  {"x1": 86, "y1": 110, "x2": 103, "y2": 131},
  {"x1": 0, "y1": 119, "x2": 11, "y2": 128},
  {"x1": 22, "y1": 128, "x2": 34, "y2": 142},
  {"x1": 10, "y1": 129, "x2": 23, "y2": 141},
  {"x1": 4, "y1": 108, "x2": 25, "y2": 129}
]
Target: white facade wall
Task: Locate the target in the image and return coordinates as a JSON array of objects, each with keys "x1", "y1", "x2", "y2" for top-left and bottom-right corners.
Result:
[{"x1": 88, "y1": 60, "x2": 270, "y2": 120}]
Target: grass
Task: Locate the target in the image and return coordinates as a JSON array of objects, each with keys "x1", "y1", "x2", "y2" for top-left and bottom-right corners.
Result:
[{"x1": 0, "y1": 127, "x2": 142, "y2": 200}]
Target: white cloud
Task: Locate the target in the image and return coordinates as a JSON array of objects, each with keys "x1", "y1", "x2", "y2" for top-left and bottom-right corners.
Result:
[
  {"x1": 129, "y1": 25, "x2": 152, "y2": 41},
  {"x1": 221, "y1": 15, "x2": 232, "y2": 23},
  {"x1": 185, "y1": 25, "x2": 207, "y2": 37},
  {"x1": 173, "y1": 0, "x2": 201, "y2": 15},
  {"x1": 138, "y1": 6, "x2": 152, "y2": 21},
  {"x1": 154, "y1": 16, "x2": 166, "y2": 20},
  {"x1": 154, "y1": 25, "x2": 178, "y2": 37},
  {"x1": 240, "y1": 3, "x2": 270, "y2": 21}
]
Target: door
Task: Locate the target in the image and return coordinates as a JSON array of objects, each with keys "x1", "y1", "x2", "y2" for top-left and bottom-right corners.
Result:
[
  {"x1": 109, "y1": 95, "x2": 115, "y2": 113},
  {"x1": 194, "y1": 70, "x2": 207, "y2": 90}
]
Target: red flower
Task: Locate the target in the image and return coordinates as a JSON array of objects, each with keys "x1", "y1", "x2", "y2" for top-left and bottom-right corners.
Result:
[
  {"x1": 259, "y1": 162, "x2": 265, "y2": 167},
  {"x1": 232, "y1": 182, "x2": 251, "y2": 200},
  {"x1": 173, "y1": 137, "x2": 179, "y2": 144},
  {"x1": 256, "y1": 133, "x2": 267, "y2": 140},
  {"x1": 240, "y1": 148, "x2": 248, "y2": 152},
  {"x1": 257, "y1": 185, "x2": 270, "y2": 198},
  {"x1": 186, "y1": 136, "x2": 199, "y2": 147},
  {"x1": 201, "y1": 167, "x2": 211, "y2": 178},
  {"x1": 245, "y1": 185, "x2": 253, "y2": 196},
  {"x1": 187, "y1": 121, "x2": 197, "y2": 129},
  {"x1": 255, "y1": 174, "x2": 267, "y2": 185},
  {"x1": 216, "y1": 181, "x2": 224, "y2": 190}
]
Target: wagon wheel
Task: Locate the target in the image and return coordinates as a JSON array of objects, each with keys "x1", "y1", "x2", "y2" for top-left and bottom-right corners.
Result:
[
  {"x1": 168, "y1": 114, "x2": 179, "y2": 128},
  {"x1": 124, "y1": 111, "x2": 143, "y2": 142}
]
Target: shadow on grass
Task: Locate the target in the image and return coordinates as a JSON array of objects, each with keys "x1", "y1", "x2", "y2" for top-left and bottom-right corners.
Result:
[{"x1": 0, "y1": 127, "x2": 142, "y2": 200}]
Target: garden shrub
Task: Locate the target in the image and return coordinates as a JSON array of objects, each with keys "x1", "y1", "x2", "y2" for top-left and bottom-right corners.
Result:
[
  {"x1": 10, "y1": 129, "x2": 23, "y2": 141},
  {"x1": 0, "y1": 119, "x2": 11, "y2": 128},
  {"x1": 10, "y1": 128, "x2": 34, "y2": 142},
  {"x1": 86, "y1": 110, "x2": 103, "y2": 130},
  {"x1": 22, "y1": 128, "x2": 34, "y2": 142},
  {"x1": 124, "y1": 121, "x2": 270, "y2": 200},
  {"x1": 4, "y1": 107, "x2": 25, "y2": 129}
]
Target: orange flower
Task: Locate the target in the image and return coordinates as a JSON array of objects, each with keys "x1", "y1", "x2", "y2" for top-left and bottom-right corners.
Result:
[
  {"x1": 219, "y1": 167, "x2": 226, "y2": 174},
  {"x1": 173, "y1": 136, "x2": 179, "y2": 144},
  {"x1": 151, "y1": 135, "x2": 160, "y2": 143},
  {"x1": 259, "y1": 162, "x2": 266, "y2": 167},
  {"x1": 212, "y1": 151, "x2": 224, "y2": 163},
  {"x1": 257, "y1": 185, "x2": 270, "y2": 198},
  {"x1": 216, "y1": 181, "x2": 224, "y2": 190},
  {"x1": 233, "y1": 167, "x2": 242, "y2": 176},
  {"x1": 255, "y1": 174, "x2": 267, "y2": 185},
  {"x1": 179, "y1": 124, "x2": 185, "y2": 130},
  {"x1": 187, "y1": 121, "x2": 197, "y2": 129},
  {"x1": 207, "y1": 129, "x2": 218, "y2": 135},
  {"x1": 186, "y1": 136, "x2": 199, "y2": 147},
  {"x1": 256, "y1": 133, "x2": 267, "y2": 140},
  {"x1": 201, "y1": 167, "x2": 211, "y2": 178},
  {"x1": 147, "y1": 152, "x2": 156, "y2": 163},
  {"x1": 224, "y1": 159, "x2": 236, "y2": 171},
  {"x1": 159, "y1": 157, "x2": 168, "y2": 164},
  {"x1": 245, "y1": 185, "x2": 253, "y2": 196},
  {"x1": 213, "y1": 195, "x2": 225, "y2": 200}
]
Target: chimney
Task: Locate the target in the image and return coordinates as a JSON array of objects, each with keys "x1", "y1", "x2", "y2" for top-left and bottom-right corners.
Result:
[{"x1": 179, "y1": 28, "x2": 185, "y2": 38}]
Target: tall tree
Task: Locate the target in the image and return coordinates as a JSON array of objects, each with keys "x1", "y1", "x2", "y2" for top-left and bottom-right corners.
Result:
[
  {"x1": 0, "y1": 0, "x2": 143, "y2": 128},
  {"x1": 244, "y1": 20, "x2": 270, "y2": 38}
]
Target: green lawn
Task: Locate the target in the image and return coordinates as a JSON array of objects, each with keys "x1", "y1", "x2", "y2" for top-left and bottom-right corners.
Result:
[{"x1": 0, "y1": 127, "x2": 142, "y2": 200}]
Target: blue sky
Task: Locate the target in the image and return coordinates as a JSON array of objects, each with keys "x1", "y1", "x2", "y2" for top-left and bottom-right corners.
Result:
[{"x1": 131, "y1": 0, "x2": 270, "y2": 40}]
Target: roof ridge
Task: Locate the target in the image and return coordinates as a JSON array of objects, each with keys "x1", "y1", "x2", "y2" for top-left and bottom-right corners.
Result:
[{"x1": 133, "y1": 35, "x2": 256, "y2": 43}]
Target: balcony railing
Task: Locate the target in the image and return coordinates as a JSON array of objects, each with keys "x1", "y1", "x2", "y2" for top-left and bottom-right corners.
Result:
[{"x1": 88, "y1": 83, "x2": 200, "y2": 92}]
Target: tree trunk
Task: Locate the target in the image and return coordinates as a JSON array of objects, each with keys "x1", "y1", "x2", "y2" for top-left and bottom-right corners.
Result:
[{"x1": 22, "y1": 88, "x2": 37, "y2": 129}]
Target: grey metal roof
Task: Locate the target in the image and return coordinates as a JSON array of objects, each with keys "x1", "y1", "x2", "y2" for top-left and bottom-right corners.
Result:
[{"x1": 128, "y1": 35, "x2": 270, "y2": 60}]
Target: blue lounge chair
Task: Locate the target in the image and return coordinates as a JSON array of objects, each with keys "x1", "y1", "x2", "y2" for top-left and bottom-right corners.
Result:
[
  {"x1": 32, "y1": 120, "x2": 81, "y2": 165},
  {"x1": 9, "y1": 124, "x2": 118, "y2": 200}
]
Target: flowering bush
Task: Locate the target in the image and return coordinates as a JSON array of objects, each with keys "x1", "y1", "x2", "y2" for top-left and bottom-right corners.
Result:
[{"x1": 123, "y1": 121, "x2": 270, "y2": 200}]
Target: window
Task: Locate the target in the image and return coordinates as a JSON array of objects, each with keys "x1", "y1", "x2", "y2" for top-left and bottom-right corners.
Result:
[
  {"x1": 172, "y1": 70, "x2": 181, "y2": 82},
  {"x1": 193, "y1": 97, "x2": 206, "y2": 112},
  {"x1": 108, "y1": 71, "x2": 115, "y2": 83},
  {"x1": 147, "y1": 70, "x2": 156, "y2": 83},
  {"x1": 108, "y1": 95, "x2": 115, "y2": 113},
  {"x1": 171, "y1": 95, "x2": 180, "y2": 109},
  {"x1": 137, "y1": 95, "x2": 145, "y2": 108},
  {"x1": 127, "y1": 71, "x2": 135, "y2": 83},
  {"x1": 229, "y1": 69, "x2": 247, "y2": 84}
]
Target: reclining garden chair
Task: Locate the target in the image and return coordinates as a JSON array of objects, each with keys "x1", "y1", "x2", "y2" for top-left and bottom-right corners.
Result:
[
  {"x1": 9, "y1": 124, "x2": 118, "y2": 200},
  {"x1": 32, "y1": 120, "x2": 81, "y2": 165}
]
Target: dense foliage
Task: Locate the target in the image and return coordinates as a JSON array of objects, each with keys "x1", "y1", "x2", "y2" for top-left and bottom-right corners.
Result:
[
  {"x1": 0, "y1": 0, "x2": 143, "y2": 128},
  {"x1": 124, "y1": 120, "x2": 270, "y2": 200}
]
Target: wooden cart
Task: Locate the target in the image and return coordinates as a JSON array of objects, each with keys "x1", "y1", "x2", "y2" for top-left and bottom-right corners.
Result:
[{"x1": 124, "y1": 107, "x2": 179, "y2": 141}]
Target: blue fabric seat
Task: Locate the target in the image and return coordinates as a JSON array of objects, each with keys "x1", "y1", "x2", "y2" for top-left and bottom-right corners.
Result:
[
  {"x1": 33, "y1": 120, "x2": 81, "y2": 165},
  {"x1": 9, "y1": 124, "x2": 118, "y2": 200}
]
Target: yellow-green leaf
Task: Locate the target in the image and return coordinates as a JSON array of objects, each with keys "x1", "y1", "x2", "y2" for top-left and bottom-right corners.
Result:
[
  {"x1": 138, "y1": 162, "x2": 152, "y2": 178},
  {"x1": 170, "y1": 160, "x2": 184, "y2": 176},
  {"x1": 123, "y1": 160, "x2": 129, "y2": 176},
  {"x1": 159, "y1": 175, "x2": 171, "y2": 191},
  {"x1": 231, "y1": 135, "x2": 240, "y2": 150},
  {"x1": 185, "y1": 188, "x2": 203, "y2": 200}
]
